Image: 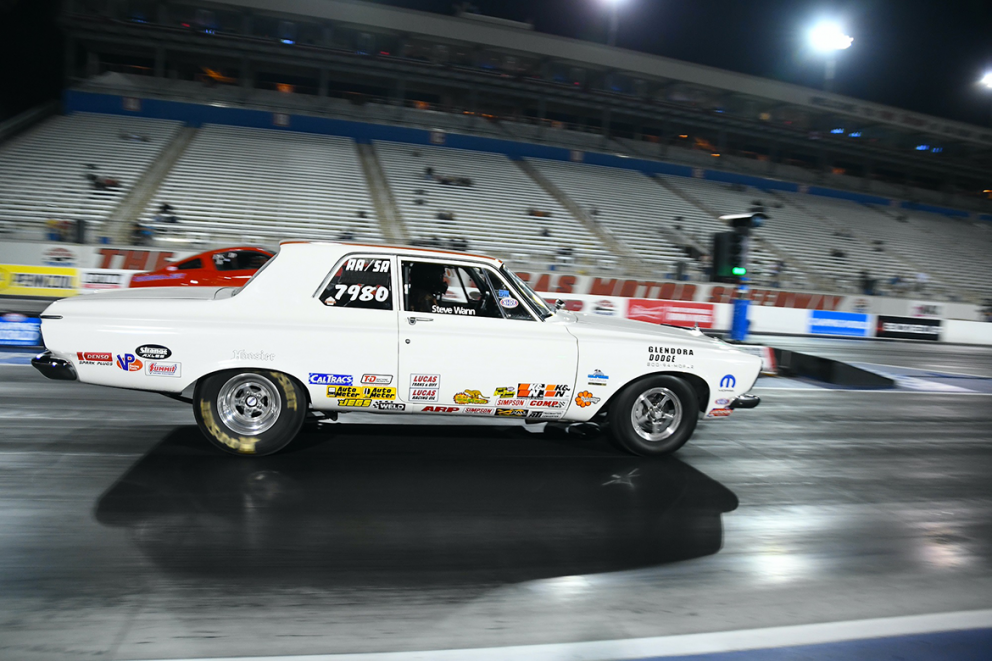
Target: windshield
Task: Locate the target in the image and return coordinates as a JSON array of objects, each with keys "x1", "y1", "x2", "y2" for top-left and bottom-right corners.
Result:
[{"x1": 502, "y1": 266, "x2": 555, "y2": 319}]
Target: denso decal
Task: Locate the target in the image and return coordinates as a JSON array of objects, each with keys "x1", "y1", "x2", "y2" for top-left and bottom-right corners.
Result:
[
  {"x1": 410, "y1": 388, "x2": 439, "y2": 402},
  {"x1": 77, "y1": 351, "x2": 112, "y2": 365},
  {"x1": 517, "y1": 383, "x2": 571, "y2": 399},
  {"x1": 454, "y1": 389, "x2": 489, "y2": 405},
  {"x1": 116, "y1": 354, "x2": 142, "y2": 372},
  {"x1": 422, "y1": 406, "x2": 458, "y2": 413},
  {"x1": 411, "y1": 374, "x2": 440, "y2": 387},
  {"x1": 372, "y1": 401, "x2": 405, "y2": 411},
  {"x1": 310, "y1": 373, "x2": 352, "y2": 386},
  {"x1": 707, "y1": 408, "x2": 732, "y2": 418},
  {"x1": 361, "y1": 374, "x2": 393, "y2": 385},
  {"x1": 495, "y1": 408, "x2": 527, "y2": 417},
  {"x1": 136, "y1": 344, "x2": 172, "y2": 360},
  {"x1": 145, "y1": 362, "x2": 181, "y2": 377},
  {"x1": 575, "y1": 391, "x2": 601, "y2": 408}
]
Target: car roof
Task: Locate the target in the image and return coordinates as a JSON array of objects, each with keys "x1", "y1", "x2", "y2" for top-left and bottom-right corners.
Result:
[{"x1": 278, "y1": 241, "x2": 504, "y2": 268}]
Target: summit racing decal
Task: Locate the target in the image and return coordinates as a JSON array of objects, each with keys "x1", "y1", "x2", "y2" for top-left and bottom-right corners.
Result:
[
  {"x1": 310, "y1": 373, "x2": 352, "y2": 386},
  {"x1": 76, "y1": 352, "x2": 112, "y2": 366},
  {"x1": 145, "y1": 361, "x2": 181, "y2": 377},
  {"x1": 116, "y1": 354, "x2": 143, "y2": 372},
  {"x1": 575, "y1": 391, "x2": 601, "y2": 408},
  {"x1": 454, "y1": 389, "x2": 489, "y2": 405},
  {"x1": 135, "y1": 344, "x2": 171, "y2": 360},
  {"x1": 517, "y1": 384, "x2": 571, "y2": 399}
]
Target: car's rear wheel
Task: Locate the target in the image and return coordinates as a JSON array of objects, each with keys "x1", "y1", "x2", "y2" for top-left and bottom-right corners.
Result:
[
  {"x1": 194, "y1": 369, "x2": 307, "y2": 456},
  {"x1": 609, "y1": 375, "x2": 698, "y2": 456}
]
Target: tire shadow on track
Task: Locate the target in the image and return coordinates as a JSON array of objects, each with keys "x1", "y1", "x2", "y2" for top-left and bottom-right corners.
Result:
[{"x1": 93, "y1": 425, "x2": 738, "y2": 588}]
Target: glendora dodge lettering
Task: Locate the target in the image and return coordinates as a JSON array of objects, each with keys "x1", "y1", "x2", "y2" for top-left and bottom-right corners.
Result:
[{"x1": 648, "y1": 346, "x2": 694, "y2": 363}]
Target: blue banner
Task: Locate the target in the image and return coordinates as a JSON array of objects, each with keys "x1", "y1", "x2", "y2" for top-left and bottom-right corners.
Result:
[
  {"x1": 808, "y1": 310, "x2": 871, "y2": 337},
  {"x1": 0, "y1": 314, "x2": 43, "y2": 347}
]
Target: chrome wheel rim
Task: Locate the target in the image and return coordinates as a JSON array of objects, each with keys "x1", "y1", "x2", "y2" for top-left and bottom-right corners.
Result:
[
  {"x1": 217, "y1": 373, "x2": 281, "y2": 436},
  {"x1": 631, "y1": 387, "x2": 682, "y2": 442}
]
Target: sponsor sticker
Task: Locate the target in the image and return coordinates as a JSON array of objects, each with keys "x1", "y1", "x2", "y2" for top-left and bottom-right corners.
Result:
[
  {"x1": 339, "y1": 399, "x2": 372, "y2": 408},
  {"x1": 116, "y1": 354, "x2": 143, "y2": 372},
  {"x1": 463, "y1": 407, "x2": 495, "y2": 415},
  {"x1": 497, "y1": 398, "x2": 526, "y2": 406},
  {"x1": 454, "y1": 389, "x2": 489, "y2": 405},
  {"x1": 361, "y1": 374, "x2": 393, "y2": 385},
  {"x1": 326, "y1": 386, "x2": 397, "y2": 400},
  {"x1": 647, "y1": 345, "x2": 695, "y2": 367},
  {"x1": 527, "y1": 410, "x2": 564, "y2": 420},
  {"x1": 411, "y1": 374, "x2": 440, "y2": 387},
  {"x1": 310, "y1": 373, "x2": 352, "y2": 386},
  {"x1": 422, "y1": 406, "x2": 458, "y2": 413},
  {"x1": 410, "y1": 388, "x2": 439, "y2": 402},
  {"x1": 233, "y1": 349, "x2": 274, "y2": 361},
  {"x1": 588, "y1": 369, "x2": 609, "y2": 381},
  {"x1": 495, "y1": 408, "x2": 528, "y2": 417},
  {"x1": 517, "y1": 383, "x2": 571, "y2": 399},
  {"x1": 494, "y1": 386, "x2": 516, "y2": 397},
  {"x1": 707, "y1": 408, "x2": 732, "y2": 418},
  {"x1": 145, "y1": 362, "x2": 181, "y2": 377},
  {"x1": 529, "y1": 400, "x2": 565, "y2": 409},
  {"x1": 372, "y1": 401, "x2": 406, "y2": 411},
  {"x1": 715, "y1": 398, "x2": 730, "y2": 406},
  {"x1": 575, "y1": 391, "x2": 601, "y2": 408},
  {"x1": 719, "y1": 374, "x2": 736, "y2": 390},
  {"x1": 76, "y1": 351, "x2": 112, "y2": 365},
  {"x1": 136, "y1": 344, "x2": 172, "y2": 360},
  {"x1": 499, "y1": 298, "x2": 519, "y2": 309}
]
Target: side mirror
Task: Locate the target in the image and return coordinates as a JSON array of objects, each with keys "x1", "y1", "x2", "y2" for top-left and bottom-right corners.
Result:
[{"x1": 555, "y1": 299, "x2": 565, "y2": 310}]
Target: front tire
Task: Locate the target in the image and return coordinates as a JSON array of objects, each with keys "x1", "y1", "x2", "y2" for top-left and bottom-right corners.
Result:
[
  {"x1": 193, "y1": 370, "x2": 307, "y2": 456},
  {"x1": 609, "y1": 375, "x2": 698, "y2": 456}
]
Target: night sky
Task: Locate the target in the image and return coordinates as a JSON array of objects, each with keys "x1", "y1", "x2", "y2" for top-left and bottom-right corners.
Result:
[{"x1": 1, "y1": 0, "x2": 990, "y2": 126}]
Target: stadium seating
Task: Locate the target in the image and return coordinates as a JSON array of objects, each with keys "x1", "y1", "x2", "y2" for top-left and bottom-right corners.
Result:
[
  {"x1": 140, "y1": 125, "x2": 383, "y2": 244},
  {"x1": 374, "y1": 141, "x2": 613, "y2": 269},
  {"x1": 0, "y1": 113, "x2": 181, "y2": 238}
]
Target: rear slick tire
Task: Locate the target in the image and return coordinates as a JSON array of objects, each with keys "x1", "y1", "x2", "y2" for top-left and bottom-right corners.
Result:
[
  {"x1": 193, "y1": 369, "x2": 307, "y2": 456},
  {"x1": 609, "y1": 375, "x2": 698, "y2": 457}
]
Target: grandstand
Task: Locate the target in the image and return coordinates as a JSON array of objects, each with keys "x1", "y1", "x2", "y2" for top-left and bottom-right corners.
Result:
[
  {"x1": 139, "y1": 125, "x2": 382, "y2": 244},
  {"x1": 0, "y1": 113, "x2": 181, "y2": 238}
]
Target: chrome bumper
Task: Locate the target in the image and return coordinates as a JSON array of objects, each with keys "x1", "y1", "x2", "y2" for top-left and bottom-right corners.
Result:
[
  {"x1": 729, "y1": 394, "x2": 760, "y2": 409},
  {"x1": 31, "y1": 351, "x2": 77, "y2": 381}
]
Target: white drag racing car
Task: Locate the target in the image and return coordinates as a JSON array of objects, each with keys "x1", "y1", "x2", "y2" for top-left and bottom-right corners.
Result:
[{"x1": 33, "y1": 242, "x2": 761, "y2": 456}]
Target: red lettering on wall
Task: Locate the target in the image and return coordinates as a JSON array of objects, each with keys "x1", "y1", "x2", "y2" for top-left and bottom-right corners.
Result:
[
  {"x1": 618, "y1": 280, "x2": 639, "y2": 297},
  {"x1": 122, "y1": 250, "x2": 150, "y2": 271},
  {"x1": 152, "y1": 252, "x2": 174, "y2": 271},
  {"x1": 533, "y1": 274, "x2": 551, "y2": 292},
  {"x1": 589, "y1": 278, "x2": 618, "y2": 296},
  {"x1": 97, "y1": 249, "x2": 121, "y2": 269},
  {"x1": 680, "y1": 284, "x2": 697, "y2": 301},
  {"x1": 555, "y1": 275, "x2": 576, "y2": 294},
  {"x1": 658, "y1": 282, "x2": 676, "y2": 300}
]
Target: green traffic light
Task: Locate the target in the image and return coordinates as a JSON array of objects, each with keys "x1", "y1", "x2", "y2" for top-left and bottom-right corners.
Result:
[{"x1": 732, "y1": 267, "x2": 747, "y2": 275}]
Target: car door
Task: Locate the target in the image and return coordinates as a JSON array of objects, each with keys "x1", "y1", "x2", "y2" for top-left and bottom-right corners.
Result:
[
  {"x1": 307, "y1": 253, "x2": 401, "y2": 413},
  {"x1": 397, "y1": 258, "x2": 578, "y2": 419}
]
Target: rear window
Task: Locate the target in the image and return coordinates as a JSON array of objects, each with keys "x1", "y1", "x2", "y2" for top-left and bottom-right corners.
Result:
[
  {"x1": 175, "y1": 258, "x2": 202, "y2": 270},
  {"x1": 319, "y1": 256, "x2": 393, "y2": 310}
]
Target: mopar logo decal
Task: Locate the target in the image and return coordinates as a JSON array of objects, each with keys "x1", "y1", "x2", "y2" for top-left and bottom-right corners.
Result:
[
  {"x1": 309, "y1": 373, "x2": 352, "y2": 386},
  {"x1": 719, "y1": 375, "x2": 736, "y2": 389}
]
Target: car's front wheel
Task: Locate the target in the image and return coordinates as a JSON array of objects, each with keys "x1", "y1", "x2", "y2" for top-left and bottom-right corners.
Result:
[
  {"x1": 609, "y1": 375, "x2": 698, "y2": 456},
  {"x1": 193, "y1": 370, "x2": 307, "y2": 456}
]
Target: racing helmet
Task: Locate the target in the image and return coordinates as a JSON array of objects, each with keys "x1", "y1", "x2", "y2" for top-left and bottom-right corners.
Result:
[{"x1": 408, "y1": 263, "x2": 448, "y2": 296}]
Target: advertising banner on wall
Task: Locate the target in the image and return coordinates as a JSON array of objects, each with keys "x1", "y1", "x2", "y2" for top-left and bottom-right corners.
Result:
[
  {"x1": 876, "y1": 315, "x2": 942, "y2": 341},
  {"x1": 0, "y1": 313, "x2": 43, "y2": 347},
  {"x1": 77, "y1": 269, "x2": 134, "y2": 293},
  {"x1": 808, "y1": 310, "x2": 872, "y2": 337},
  {"x1": 0, "y1": 265, "x2": 78, "y2": 299},
  {"x1": 627, "y1": 299, "x2": 716, "y2": 329}
]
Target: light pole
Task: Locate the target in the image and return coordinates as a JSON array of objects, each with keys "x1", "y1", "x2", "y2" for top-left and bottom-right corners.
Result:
[
  {"x1": 809, "y1": 22, "x2": 853, "y2": 93},
  {"x1": 605, "y1": 0, "x2": 622, "y2": 47},
  {"x1": 981, "y1": 72, "x2": 992, "y2": 127}
]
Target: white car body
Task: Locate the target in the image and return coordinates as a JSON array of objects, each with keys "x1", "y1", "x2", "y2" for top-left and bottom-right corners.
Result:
[{"x1": 37, "y1": 242, "x2": 761, "y2": 425}]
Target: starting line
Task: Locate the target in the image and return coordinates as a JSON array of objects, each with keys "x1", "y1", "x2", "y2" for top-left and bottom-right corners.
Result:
[{"x1": 131, "y1": 609, "x2": 992, "y2": 661}]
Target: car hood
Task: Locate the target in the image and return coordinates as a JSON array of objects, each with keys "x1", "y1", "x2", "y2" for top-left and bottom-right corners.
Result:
[
  {"x1": 69, "y1": 286, "x2": 234, "y2": 301},
  {"x1": 566, "y1": 312, "x2": 727, "y2": 349}
]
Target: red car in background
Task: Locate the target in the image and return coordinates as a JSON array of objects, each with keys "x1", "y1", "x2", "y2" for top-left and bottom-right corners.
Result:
[{"x1": 129, "y1": 247, "x2": 273, "y2": 288}]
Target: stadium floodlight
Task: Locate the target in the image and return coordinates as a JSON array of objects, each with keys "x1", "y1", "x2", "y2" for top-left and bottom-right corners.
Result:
[
  {"x1": 603, "y1": 0, "x2": 624, "y2": 47},
  {"x1": 981, "y1": 72, "x2": 992, "y2": 89},
  {"x1": 809, "y1": 22, "x2": 853, "y2": 52}
]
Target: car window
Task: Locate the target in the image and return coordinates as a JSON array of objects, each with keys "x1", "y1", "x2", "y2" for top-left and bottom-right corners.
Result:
[
  {"x1": 402, "y1": 260, "x2": 531, "y2": 320},
  {"x1": 175, "y1": 258, "x2": 202, "y2": 270},
  {"x1": 214, "y1": 250, "x2": 271, "y2": 271},
  {"x1": 486, "y1": 271, "x2": 535, "y2": 321},
  {"x1": 319, "y1": 255, "x2": 393, "y2": 310}
]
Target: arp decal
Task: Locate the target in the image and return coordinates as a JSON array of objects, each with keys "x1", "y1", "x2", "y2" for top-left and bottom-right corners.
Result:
[
  {"x1": 517, "y1": 383, "x2": 571, "y2": 399},
  {"x1": 135, "y1": 344, "x2": 172, "y2": 360},
  {"x1": 145, "y1": 362, "x2": 181, "y2": 377},
  {"x1": 454, "y1": 389, "x2": 489, "y2": 405},
  {"x1": 115, "y1": 354, "x2": 142, "y2": 372},
  {"x1": 422, "y1": 406, "x2": 458, "y2": 413},
  {"x1": 361, "y1": 374, "x2": 393, "y2": 385},
  {"x1": 310, "y1": 373, "x2": 352, "y2": 386},
  {"x1": 575, "y1": 391, "x2": 601, "y2": 408},
  {"x1": 495, "y1": 408, "x2": 528, "y2": 417},
  {"x1": 76, "y1": 351, "x2": 112, "y2": 365}
]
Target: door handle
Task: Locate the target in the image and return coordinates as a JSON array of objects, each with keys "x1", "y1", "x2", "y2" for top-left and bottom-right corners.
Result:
[{"x1": 407, "y1": 316, "x2": 433, "y2": 325}]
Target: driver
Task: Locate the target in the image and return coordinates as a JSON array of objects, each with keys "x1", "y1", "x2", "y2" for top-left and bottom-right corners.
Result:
[{"x1": 408, "y1": 263, "x2": 448, "y2": 312}]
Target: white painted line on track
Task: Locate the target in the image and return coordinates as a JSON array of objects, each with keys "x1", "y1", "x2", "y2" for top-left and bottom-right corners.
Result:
[
  {"x1": 131, "y1": 608, "x2": 992, "y2": 661},
  {"x1": 752, "y1": 386, "x2": 992, "y2": 394}
]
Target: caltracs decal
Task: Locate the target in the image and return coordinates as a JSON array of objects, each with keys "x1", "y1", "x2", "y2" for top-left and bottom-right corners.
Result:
[
  {"x1": 135, "y1": 344, "x2": 171, "y2": 360},
  {"x1": 116, "y1": 354, "x2": 143, "y2": 372},
  {"x1": 310, "y1": 373, "x2": 352, "y2": 386},
  {"x1": 517, "y1": 383, "x2": 571, "y2": 399},
  {"x1": 422, "y1": 405, "x2": 458, "y2": 413},
  {"x1": 495, "y1": 408, "x2": 527, "y2": 417},
  {"x1": 361, "y1": 374, "x2": 393, "y2": 385},
  {"x1": 326, "y1": 386, "x2": 397, "y2": 400},
  {"x1": 527, "y1": 410, "x2": 564, "y2": 420},
  {"x1": 575, "y1": 391, "x2": 601, "y2": 408},
  {"x1": 454, "y1": 389, "x2": 489, "y2": 405},
  {"x1": 707, "y1": 408, "x2": 732, "y2": 418},
  {"x1": 493, "y1": 386, "x2": 516, "y2": 398},
  {"x1": 76, "y1": 351, "x2": 112, "y2": 365}
]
